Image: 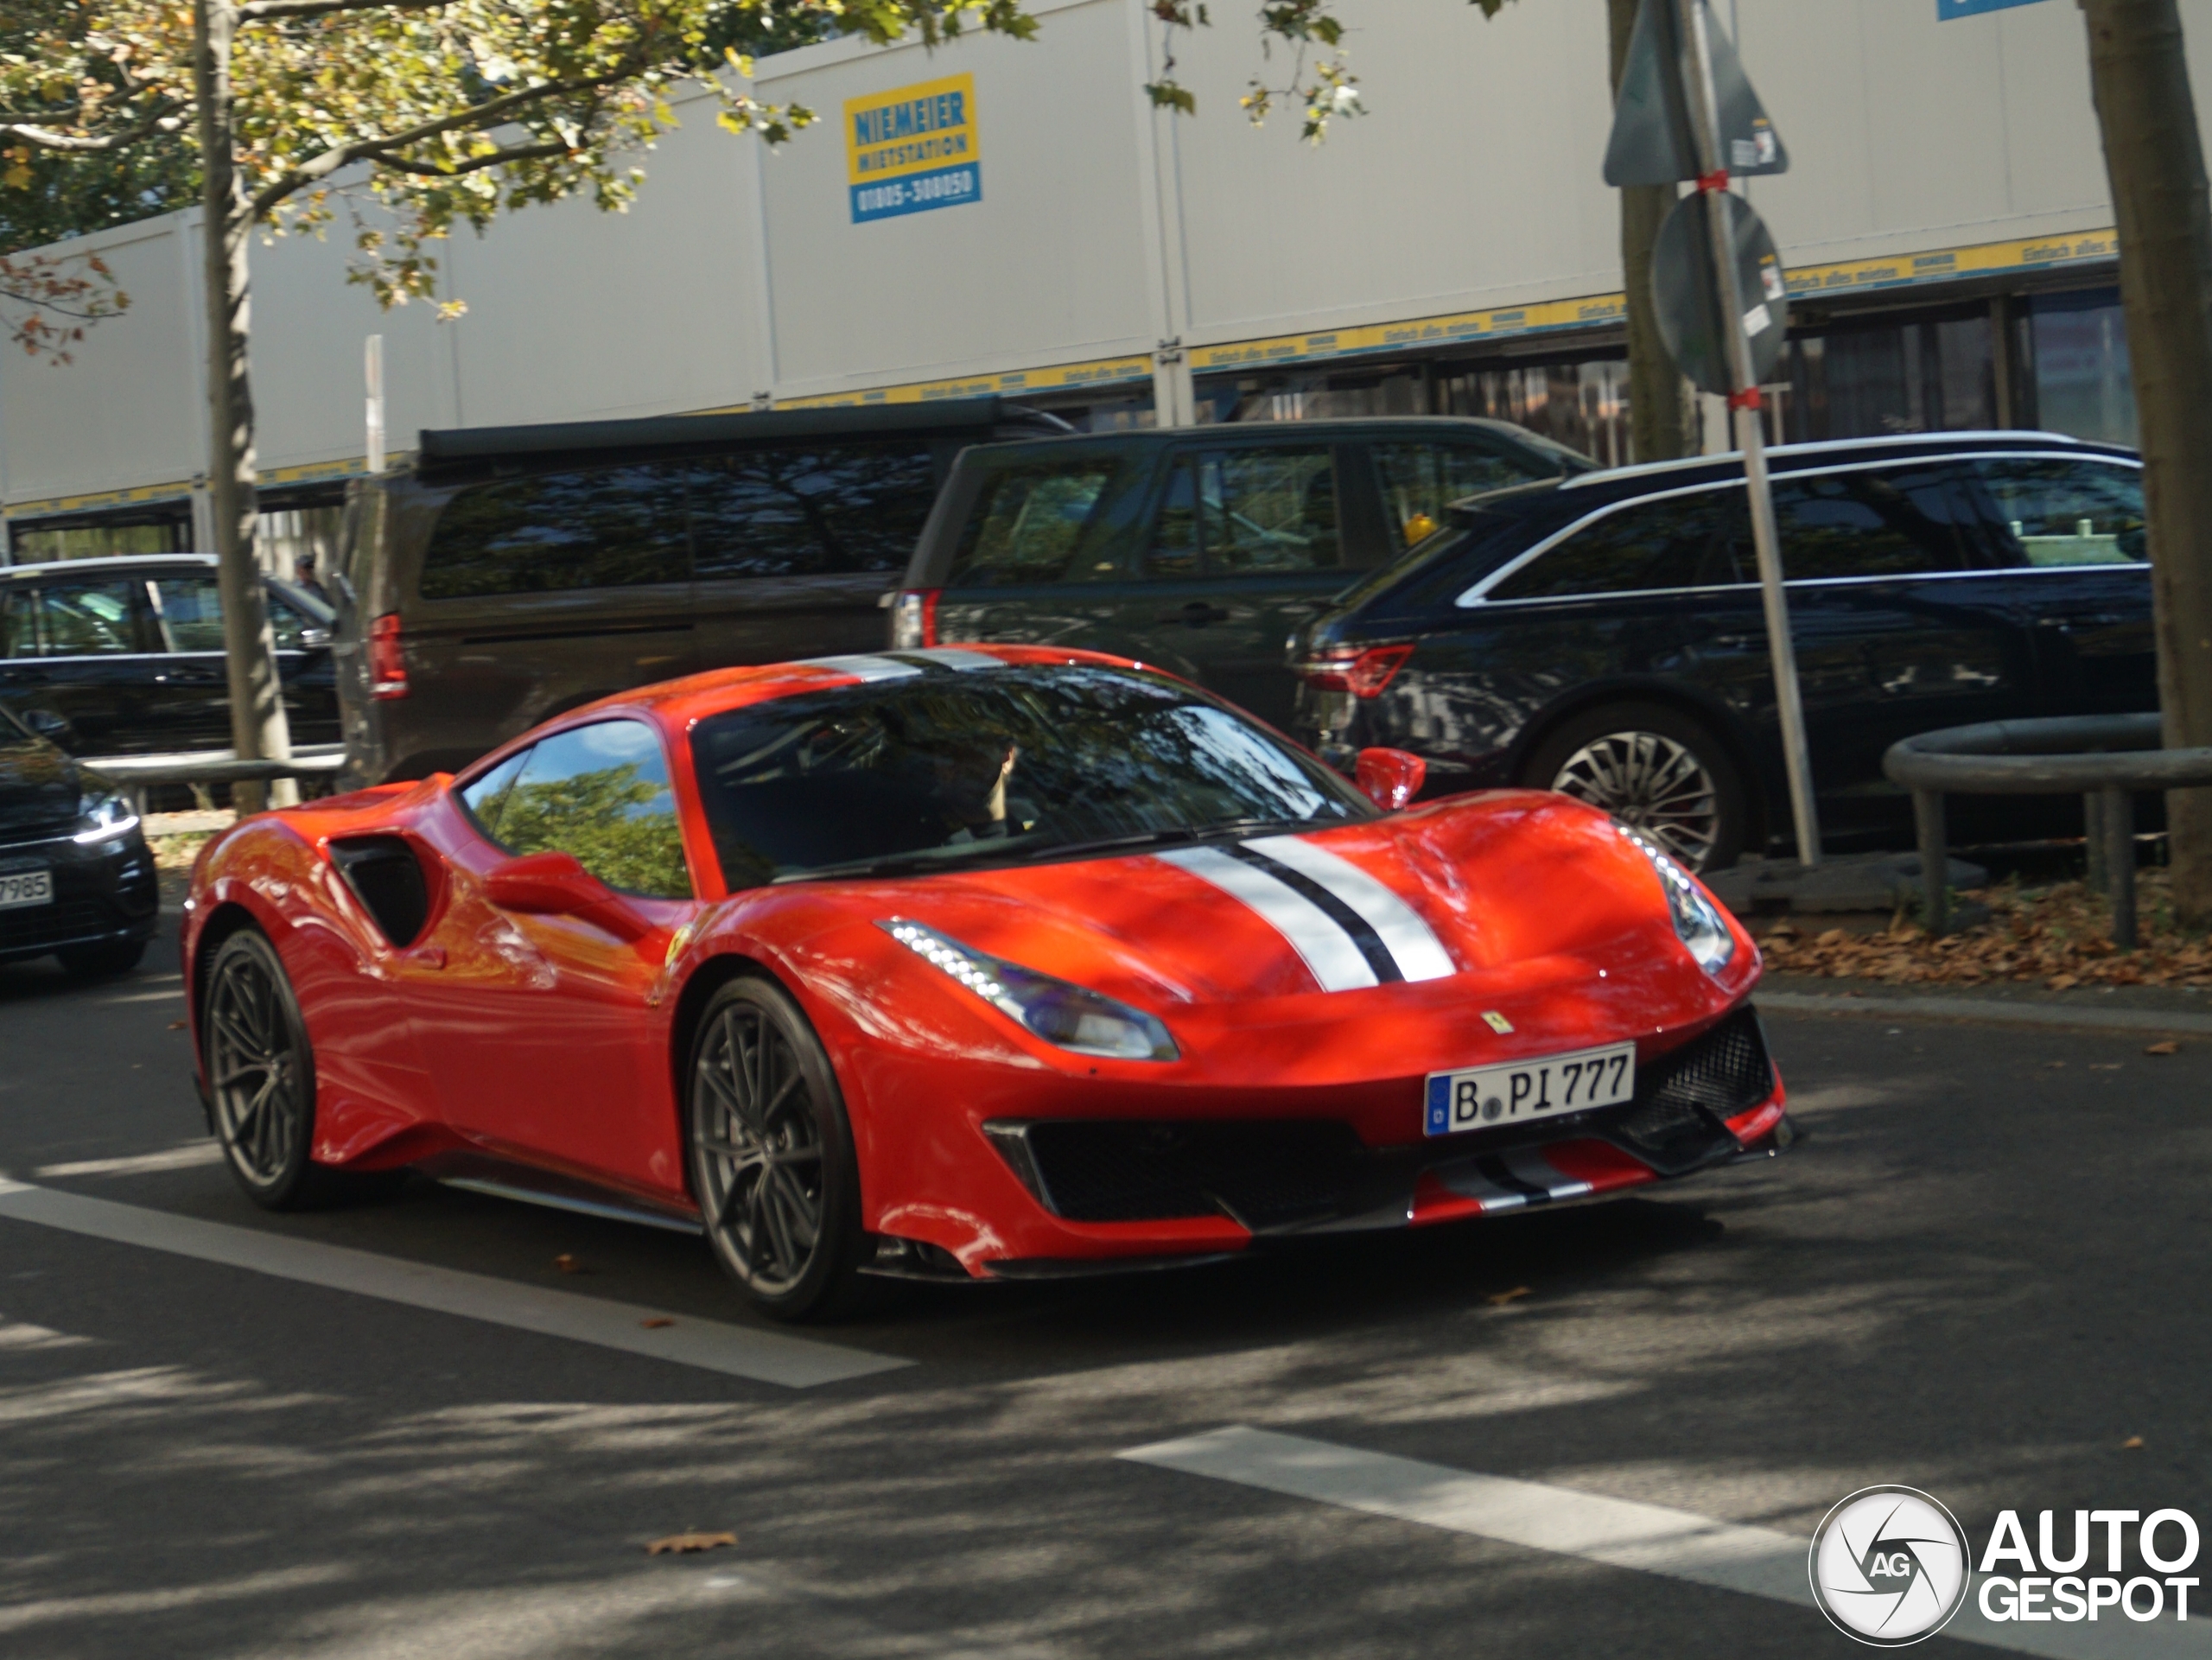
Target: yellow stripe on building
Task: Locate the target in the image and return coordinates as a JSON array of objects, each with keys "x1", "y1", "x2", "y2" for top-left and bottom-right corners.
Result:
[
  {"x1": 1193, "y1": 227, "x2": 2119, "y2": 375},
  {"x1": 4, "y1": 226, "x2": 2121, "y2": 519},
  {"x1": 773, "y1": 352, "x2": 1154, "y2": 410}
]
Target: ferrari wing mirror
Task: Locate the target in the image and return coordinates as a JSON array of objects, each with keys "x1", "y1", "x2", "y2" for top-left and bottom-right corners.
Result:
[{"x1": 1355, "y1": 747, "x2": 1427, "y2": 812}]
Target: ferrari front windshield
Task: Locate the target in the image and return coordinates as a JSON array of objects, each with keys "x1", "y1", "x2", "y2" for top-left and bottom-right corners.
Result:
[{"x1": 690, "y1": 662, "x2": 1373, "y2": 887}]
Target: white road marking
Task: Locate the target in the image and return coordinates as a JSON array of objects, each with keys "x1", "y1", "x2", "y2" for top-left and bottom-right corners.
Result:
[
  {"x1": 0, "y1": 1180, "x2": 907, "y2": 1389},
  {"x1": 1118, "y1": 1427, "x2": 2212, "y2": 1658},
  {"x1": 35, "y1": 1142, "x2": 225, "y2": 1179}
]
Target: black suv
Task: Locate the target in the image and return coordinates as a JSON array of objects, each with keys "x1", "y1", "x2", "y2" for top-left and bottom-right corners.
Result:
[
  {"x1": 1287, "y1": 431, "x2": 2147, "y2": 868},
  {"x1": 336, "y1": 399, "x2": 1065, "y2": 783},
  {"x1": 887, "y1": 417, "x2": 1591, "y2": 729},
  {"x1": 0, "y1": 554, "x2": 337, "y2": 757}
]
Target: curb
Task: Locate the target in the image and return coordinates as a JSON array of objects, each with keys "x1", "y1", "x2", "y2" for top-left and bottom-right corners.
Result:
[{"x1": 1759, "y1": 989, "x2": 2212, "y2": 1039}]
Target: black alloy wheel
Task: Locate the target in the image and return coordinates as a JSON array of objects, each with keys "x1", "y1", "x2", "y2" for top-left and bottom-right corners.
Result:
[
  {"x1": 687, "y1": 977, "x2": 869, "y2": 1322},
  {"x1": 1524, "y1": 702, "x2": 1751, "y2": 873},
  {"x1": 202, "y1": 929, "x2": 327, "y2": 1209}
]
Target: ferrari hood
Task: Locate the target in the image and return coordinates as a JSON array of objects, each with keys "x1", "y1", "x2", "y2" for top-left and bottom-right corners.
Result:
[{"x1": 868, "y1": 792, "x2": 1703, "y2": 1009}]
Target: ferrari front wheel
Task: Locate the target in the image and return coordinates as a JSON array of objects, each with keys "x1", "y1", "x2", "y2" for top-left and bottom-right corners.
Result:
[
  {"x1": 202, "y1": 928, "x2": 326, "y2": 1210},
  {"x1": 687, "y1": 977, "x2": 868, "y2": 1322}
]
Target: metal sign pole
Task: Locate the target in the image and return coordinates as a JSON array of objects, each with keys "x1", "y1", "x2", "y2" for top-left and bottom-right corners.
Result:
[
  {"x1": 365, "y1": 334, "x2": 385, "y2": 476},
  {"x1": 1674, "y1": 0, "x2": 1821, "y2": 867}
]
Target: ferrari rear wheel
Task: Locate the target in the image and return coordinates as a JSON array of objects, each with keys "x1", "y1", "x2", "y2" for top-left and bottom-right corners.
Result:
[
  {"x1": 203, "y1": 929, "x2": 327, "y2": 1210},
  {"x1": 687, "y1": 977, "x2": 868, "y2": 1322}
]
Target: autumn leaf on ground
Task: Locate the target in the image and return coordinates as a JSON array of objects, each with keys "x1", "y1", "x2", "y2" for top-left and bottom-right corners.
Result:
[
  {"x1": 1487, "y1": 1286, "x2": 1531, "y2": 1307},
  {"x1": 2145, "y1": 1041, "x2": 2181, "y2": 1056},
  {"x1": 646, "y1": 1531, "x2": 734, "y2": 1555},
  {"x1": 2122, "y1": 1435, "x2": 2145, "y2": 1449},
  {"x1": 640, "y1": 1316, "x2": 675, "y2": 1328},
  {"x1": 167, "y1": 1019, "x2": 187, "y2": 1030}
]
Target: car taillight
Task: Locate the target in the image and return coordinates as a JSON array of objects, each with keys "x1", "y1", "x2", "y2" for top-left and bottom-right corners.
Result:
[
  {"x1": 368, "y1": 613, "x2": 409, "y2": 700},
  {"x1": 1294, "y1": 644, "x2": 1414, "y2": 699},
  {"x1": 889, "y1": 588, "x2": 940, "y2": 651}
]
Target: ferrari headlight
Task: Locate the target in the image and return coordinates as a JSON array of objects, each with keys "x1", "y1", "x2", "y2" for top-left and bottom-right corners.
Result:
[
  {"x1": 880, "y1": 919, "x2": 1179, "y2": 1061},
  {"x1": 1616, "y1": 824, "x2": 1735, "y2": 976},
  {"x1": 73, "y1": 792, "x2": 140, "y2": 844}
]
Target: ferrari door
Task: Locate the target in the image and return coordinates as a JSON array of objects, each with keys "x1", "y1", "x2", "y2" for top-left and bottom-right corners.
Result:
[{"x1": 404, "y1": 719, "x2": 702, "y2": 1194}]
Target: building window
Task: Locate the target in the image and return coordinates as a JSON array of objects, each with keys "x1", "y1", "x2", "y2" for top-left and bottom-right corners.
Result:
[
  {"x1": 1192, "y1": 356, "x2": 1630, "y2": 467},
  {"x1": 1775, "y1": 312, "x2": 1996, "y2": 442},
  {"x1": 8, "y1": 512, "x2": 191, "y2": 564},
  {"x1": 2028, "y1": 287, "x2": 2134, "y2": 448}
]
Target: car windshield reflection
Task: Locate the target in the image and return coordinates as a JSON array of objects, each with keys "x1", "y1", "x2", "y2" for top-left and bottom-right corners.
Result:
[{"x1": 689, "y1": 664, "x2": 1372, "y2": 888}]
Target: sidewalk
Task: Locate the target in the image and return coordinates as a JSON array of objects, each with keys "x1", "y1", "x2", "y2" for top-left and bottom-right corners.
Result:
[{"x1": 1762, "y1": 971, "x2": 2212, "y2": 1038}]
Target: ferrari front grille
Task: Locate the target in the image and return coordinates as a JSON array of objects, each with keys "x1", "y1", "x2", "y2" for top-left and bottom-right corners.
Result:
[
  {"x1": 1008, "y1": 1119, "x2": 1369, "y2": 1229},
  {"x1": 1605, "y1": 1007, "x2": 1774, "y2": 1173},
  {"x1": 991, "y1": 1008, "x2": 1777, "y2": 1226}
]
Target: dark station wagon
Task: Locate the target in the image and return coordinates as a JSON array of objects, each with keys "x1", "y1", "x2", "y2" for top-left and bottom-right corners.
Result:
[
  {"x1": 1285, "y1": 430, "x2": 2149, "y2": 868},
  {"x1": 887, "y1": 417, "x2": 1592, "y2": 729}
]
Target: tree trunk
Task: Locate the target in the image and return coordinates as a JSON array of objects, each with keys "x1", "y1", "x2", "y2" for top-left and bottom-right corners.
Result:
[
  {"x1": 193, "y1": 0, "x2": 295, "y2": 814},
  {"x1": 2081, "y1": 0, "x2": 2212, "y2": 925},
  {"x1": 1609, "y1": 0, "x2": 1691, "y2": 463}
]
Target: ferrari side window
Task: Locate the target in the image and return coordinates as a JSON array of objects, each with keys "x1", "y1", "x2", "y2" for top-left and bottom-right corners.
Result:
[
  {"x1": 494, "y1": 721, "x2": 692, "y2": 900},
  {"x1": 460, "y1": 749, "x2": 531, "y2": 841}
]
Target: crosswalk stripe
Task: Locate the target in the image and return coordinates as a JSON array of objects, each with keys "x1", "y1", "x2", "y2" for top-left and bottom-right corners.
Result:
[
  {"x1": 1118, "y1": 1427, "x2": 2212, "y2": 1658},
  {"x1": 0, "y1": 1180, "x2": 907, "y2": 1389}
]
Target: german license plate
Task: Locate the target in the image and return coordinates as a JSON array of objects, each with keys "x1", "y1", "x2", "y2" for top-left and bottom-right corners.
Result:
[
  {"x1": 0, "y1": 868, "x2": 53, "y2": 911},
  {"x1": 1425, "y1": 1041, "x2": 1637, "y2": 1136}
]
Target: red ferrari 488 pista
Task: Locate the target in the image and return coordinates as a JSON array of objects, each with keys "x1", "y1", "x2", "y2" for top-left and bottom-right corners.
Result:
[{"x1": 183, "y1": 646, "x2": 1789, "y2": 1319}]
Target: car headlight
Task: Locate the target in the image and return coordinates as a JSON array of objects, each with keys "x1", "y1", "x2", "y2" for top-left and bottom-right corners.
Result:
[
  {"x1": 880, "y1": 919, "x2": 1179, "y2": 1061},
  {"x1": 73, "y1": 792, "x2": 141, "y2": 844},
  {"x1": 1616, "y1": 824, "x2": 1735, "y2": 976}
]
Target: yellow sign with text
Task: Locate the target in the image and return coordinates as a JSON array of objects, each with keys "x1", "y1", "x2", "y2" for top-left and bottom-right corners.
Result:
[{"x1": 845, "y1": 73, "x2": 981, "y2": 223}]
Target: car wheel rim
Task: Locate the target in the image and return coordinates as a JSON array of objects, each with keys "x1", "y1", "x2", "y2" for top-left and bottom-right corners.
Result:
[
  {"x1": 1551, "y1": 731, "x2": 1720, "y2": 870},
  {"x1": 693, "y1": 1004, "x2": 825, "y2": 1297},
  {"x1": 207, "y1": 951, "x2": 302, "y2": 1185}
]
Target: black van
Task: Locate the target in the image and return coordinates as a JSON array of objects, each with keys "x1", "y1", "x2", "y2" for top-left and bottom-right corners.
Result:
[
  {"x1": 335, "y1": 399, "x2": 1065, "y2": 783},
  {"x1": 885, "y1": 418, "x2": 1591, "y2": 729}
]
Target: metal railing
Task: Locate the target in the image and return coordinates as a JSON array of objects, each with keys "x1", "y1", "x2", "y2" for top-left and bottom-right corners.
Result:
[
  {"x1": 85, "y1": 743, "x2": 349, "y2": 817},
  {"x1": 1882, "y1": 714, "x2": 2212, "y2": 948}
]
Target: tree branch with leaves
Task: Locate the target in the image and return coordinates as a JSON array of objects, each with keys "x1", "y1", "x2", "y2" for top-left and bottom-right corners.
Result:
[{"x1": 0, "y1": 0, "x2": 1040, "y2": 806}]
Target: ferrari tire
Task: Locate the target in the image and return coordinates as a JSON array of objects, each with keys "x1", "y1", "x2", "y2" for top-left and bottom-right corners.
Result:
[
  {"x1": 202, "y1": 928, "x2": 333, "y2": 1210},
  {"x1": 59, "y1": 938, "x2": 146, "y2": 977},
  {"x1": 686, "y1": 976, "x2": 869, "y2": 1323},
  {"x1": 1523, "y1": 702, "x2": 1749, "y2": 873}
]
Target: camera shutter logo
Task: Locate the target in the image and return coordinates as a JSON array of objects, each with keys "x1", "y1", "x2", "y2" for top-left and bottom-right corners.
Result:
[{"x1": 1809, "y1": 1486, "x2": 1971, "y2": 1645}]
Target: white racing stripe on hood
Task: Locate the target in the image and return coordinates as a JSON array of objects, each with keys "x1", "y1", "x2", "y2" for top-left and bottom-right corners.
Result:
[
  {"x1": 1241, "y1": 835, "x2": 1457, "y2": 982},
  {"x1": 1156, "y1": 846, "x2": 1379, "y2": 993},
  {"x1": 796, "y1": 654, "x2": 922, "y2": 683},
  {"x1": 893, "y1": 647, "x2": 1004, "y2": 671}
]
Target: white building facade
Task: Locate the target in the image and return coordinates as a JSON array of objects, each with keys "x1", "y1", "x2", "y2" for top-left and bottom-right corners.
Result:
[{"x1": 0, "y1": 0, "x2": 2192, "y2": 563}]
